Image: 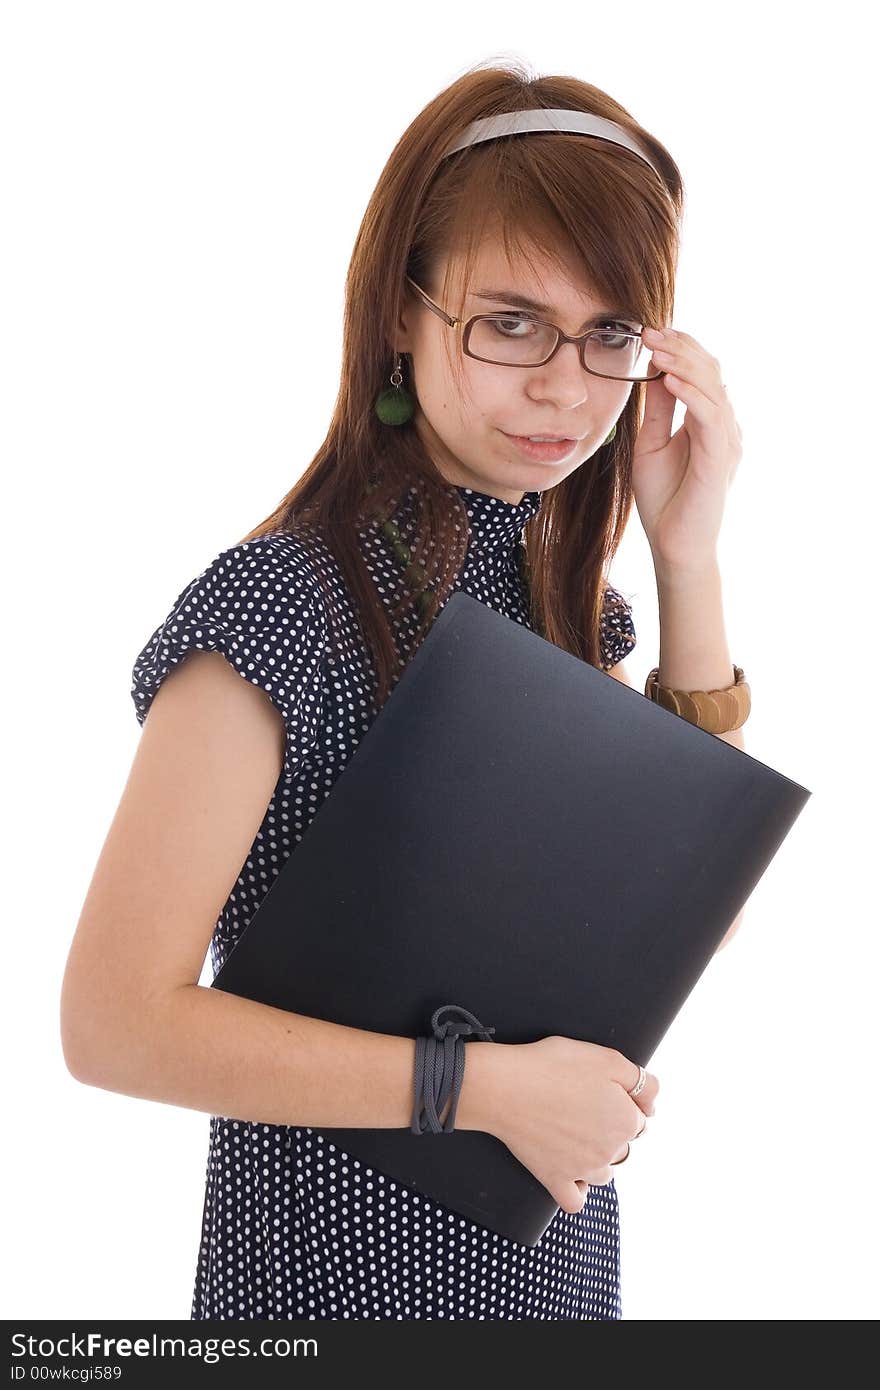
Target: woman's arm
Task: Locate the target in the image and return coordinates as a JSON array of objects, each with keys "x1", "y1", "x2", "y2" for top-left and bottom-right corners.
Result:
[
  {"x1": 610, "y1": 561, "x2": 747, "y2": 948},
  {"x1": 653, "y1": 557, "x2": 746, "y2": 753},
  {"x1": 59, "y1": 649, "x2": 499, "y2": 1133},
  {"x1": 65, "y1": 976, "x2": 499, "y2": 1132},
  {"x1": 654, "y1": 557, "x2": 747, "y2": 946}
]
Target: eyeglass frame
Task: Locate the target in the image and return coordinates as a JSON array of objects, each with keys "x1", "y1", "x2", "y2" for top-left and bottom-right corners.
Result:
[{"x1": 404, "y1": 274, "x2": 665, "y2": 383}]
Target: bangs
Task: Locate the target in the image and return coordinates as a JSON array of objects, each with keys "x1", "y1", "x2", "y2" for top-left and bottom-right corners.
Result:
[{"x1": 424, "y1": 130, "x2": 676, "y2": 336}]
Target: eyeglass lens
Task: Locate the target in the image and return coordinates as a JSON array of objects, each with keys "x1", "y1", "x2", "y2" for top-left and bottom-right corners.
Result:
[{"x1": 467, "y1": 316, "x2": 658, "y2": 380}]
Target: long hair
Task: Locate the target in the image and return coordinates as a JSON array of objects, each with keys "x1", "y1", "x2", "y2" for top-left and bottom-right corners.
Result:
[{"x1": 239, "y1": 61, "x2": 684, "y2": 712}]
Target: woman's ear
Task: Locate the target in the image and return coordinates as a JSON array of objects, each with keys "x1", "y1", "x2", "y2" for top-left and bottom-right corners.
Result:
[{"x1": 393, "y1": 289, "x2": 417, "y2": 355}]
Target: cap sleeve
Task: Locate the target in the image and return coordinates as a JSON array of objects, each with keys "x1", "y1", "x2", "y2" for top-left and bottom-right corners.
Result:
[
  {"x1": 599, "y1": 583, "x2": 637, "y2": 670},
  {"x1": 130, "y1": 534, "x2": 328, "y2": 786}
]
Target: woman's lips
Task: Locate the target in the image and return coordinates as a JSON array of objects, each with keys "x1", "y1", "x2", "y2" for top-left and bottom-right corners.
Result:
[{"x1": 502, "y1": 432, "x2": 579, "y2": 462}]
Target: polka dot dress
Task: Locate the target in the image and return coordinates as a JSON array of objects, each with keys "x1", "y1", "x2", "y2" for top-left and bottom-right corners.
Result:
[{"x1": 131, "y1": 482, "x2": 637, "y2": 1320}]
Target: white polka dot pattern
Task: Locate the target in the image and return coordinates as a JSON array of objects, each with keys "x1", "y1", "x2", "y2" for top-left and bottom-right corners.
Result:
[{"x1": 131, "y1": 483, "x2": 636, "y2": 1320}]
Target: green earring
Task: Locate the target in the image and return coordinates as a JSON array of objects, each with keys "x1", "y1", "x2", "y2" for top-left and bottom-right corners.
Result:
[
  {"x1": 375, "y1": 354, "x2": 415, "y2": 426},
  {"x1": 603, "y1": 423, "x2": 617, "y2": 445}
]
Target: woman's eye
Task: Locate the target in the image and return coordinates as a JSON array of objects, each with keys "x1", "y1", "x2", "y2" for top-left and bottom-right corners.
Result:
[
  {"x1": 593, "y1": 322, "x2": 640, "y2": 349},
  {"x1": 491, "y1": 316, "x2": 534, "y2": 336}
]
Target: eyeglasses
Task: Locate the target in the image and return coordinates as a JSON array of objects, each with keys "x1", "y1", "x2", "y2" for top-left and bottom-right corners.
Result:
[{"x1": 405, "y1": 275, "x2": 664, "y2": 383}]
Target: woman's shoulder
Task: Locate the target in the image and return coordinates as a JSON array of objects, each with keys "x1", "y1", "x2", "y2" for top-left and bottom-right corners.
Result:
[
  {"x1": 600, "y1": 581, "x2": 637, "y2": 670},
  {"x1": 204, "y1": 526, "x2": 328, "y2": 582},
  {"x1": 168, "y1": 526, "x2": 332, "y2": 628}
]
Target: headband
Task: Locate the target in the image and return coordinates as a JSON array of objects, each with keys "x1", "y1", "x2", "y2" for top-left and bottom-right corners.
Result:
[{"x1": 441, "y1": 107, "x2": 665, "y2": 186}]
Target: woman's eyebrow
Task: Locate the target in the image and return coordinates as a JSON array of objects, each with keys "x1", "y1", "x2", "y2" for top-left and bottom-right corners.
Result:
[{"x1": 471, "y1": 288, "x2": 641, "y2": 326}]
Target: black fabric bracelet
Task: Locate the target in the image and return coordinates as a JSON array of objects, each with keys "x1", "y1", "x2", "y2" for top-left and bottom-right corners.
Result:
[{"x1": 411, "y1": 1004, "x2": 496, "y2": 1135}]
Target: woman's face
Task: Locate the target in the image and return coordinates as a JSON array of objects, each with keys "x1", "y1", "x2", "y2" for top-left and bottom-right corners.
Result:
[{"x1": 395, "y1": 239, "x2": 638, "y2": 504}]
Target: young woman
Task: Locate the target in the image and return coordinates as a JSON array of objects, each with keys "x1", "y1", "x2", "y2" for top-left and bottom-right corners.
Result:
[{"x1": 60, "y1": 64, "x2": 748, "y2": 1321}]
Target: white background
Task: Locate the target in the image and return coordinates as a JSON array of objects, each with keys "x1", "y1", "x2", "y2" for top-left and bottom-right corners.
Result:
[{"x1": 3, "y1": 0, "x2": 877, "y2": 1322}]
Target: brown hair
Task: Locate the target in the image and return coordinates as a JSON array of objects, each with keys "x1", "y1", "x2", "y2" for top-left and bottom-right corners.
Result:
[{"x1": 239, "y1": 60, "x2": 684, "y2": 713}]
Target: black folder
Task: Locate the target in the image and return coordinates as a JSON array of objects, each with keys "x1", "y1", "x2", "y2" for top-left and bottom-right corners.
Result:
[{"x1": 211, "y1": 590, "x2": 811, "y2": 1247}]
